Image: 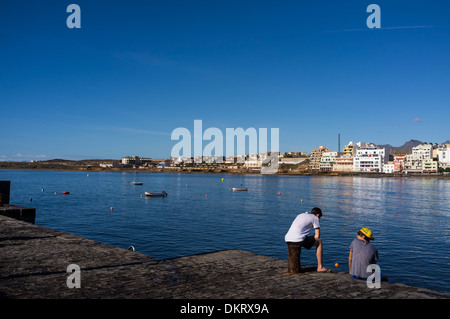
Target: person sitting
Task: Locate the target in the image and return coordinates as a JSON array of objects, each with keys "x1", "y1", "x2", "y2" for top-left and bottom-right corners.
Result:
[{"x1": 348, "y1": 227, "x2": 379, "y2": 280}]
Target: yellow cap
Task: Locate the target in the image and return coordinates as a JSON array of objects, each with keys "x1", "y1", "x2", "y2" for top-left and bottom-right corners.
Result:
[{"x1": 360, "y1": 228, "x2": 374, "y2": 240}]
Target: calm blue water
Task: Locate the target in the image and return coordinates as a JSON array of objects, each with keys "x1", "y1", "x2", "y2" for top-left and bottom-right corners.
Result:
[{"x1": 1, "y1": 170, "x2": 449, "y2": 293}]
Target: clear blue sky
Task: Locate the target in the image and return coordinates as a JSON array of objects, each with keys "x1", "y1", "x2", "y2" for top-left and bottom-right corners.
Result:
[{"x1": 1, "y1": 0, "x2": 449, "y2": 160}]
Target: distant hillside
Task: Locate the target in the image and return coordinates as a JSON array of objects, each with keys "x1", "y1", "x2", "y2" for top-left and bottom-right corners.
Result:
[
  {"x1": 376, "y1": 139, "x2": 450, "y2": 155},
  {"x1": 377, "y1": 139, "x2": 422, "y2": 155}
]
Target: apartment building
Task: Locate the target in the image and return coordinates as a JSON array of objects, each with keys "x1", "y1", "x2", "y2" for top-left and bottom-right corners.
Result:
[
  {"x1": 319, "y1": 151, "x2": 338, "y2": 172},
  {"x1": 353, "y1": 145, "x2": 386, "y2": 172},
  {"x1": 422, "y1": 158, "x2": 438, "y2": 173},
  {"x1": 309, "y1": 146, "x2": 330, "y2": 172},
  {"x1": 342, "y1": 142, "x2": 355, "y2": 157},
  {"x1": 121, "y1": 156, "x2": 153, "y2": 166},
  {"x1": 393, "y1": 154, "x2": 407, "y2": 172},
  {"x1": 404, "y1": 154, "x2": 424, "y2": 173},
  {"x1": 435, "y1": 144, "x2": 450, "y2": 169},
  {"x1": 333, "y1": 156, "x2": 354, "y2": 172},
  {"x1": 412, "y1": 144, "x2": 433, "y2": 160},
  {"x1": 383, "y1": 162, "x2": 395, "y2": 173}
]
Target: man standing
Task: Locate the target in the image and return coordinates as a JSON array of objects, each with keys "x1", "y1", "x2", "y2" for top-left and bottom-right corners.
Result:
[
  {"x1": 348, "y1": 228, "x2": 379, "y2": 280},
  {"x1": 285, "y1": 207, "x2": 330, "y2": 273}
]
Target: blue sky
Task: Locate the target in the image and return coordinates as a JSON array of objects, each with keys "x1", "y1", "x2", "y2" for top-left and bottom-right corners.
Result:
[{"x1": 1, "y1": 0, "x2": 449, "y2": 160}]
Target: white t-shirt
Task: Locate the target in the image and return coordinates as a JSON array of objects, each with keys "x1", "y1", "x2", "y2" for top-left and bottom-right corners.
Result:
[{"x1": 284, "y1": 212, "x2": 320, "y2": 242}]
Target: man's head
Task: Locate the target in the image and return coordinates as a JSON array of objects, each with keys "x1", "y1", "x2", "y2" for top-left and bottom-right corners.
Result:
[
  {"x1": 358, "y1": 227, "x2": 374, "y2": 242},
  {"x1": 311, "y1": 207, "x2": 322, "y2": 219}
]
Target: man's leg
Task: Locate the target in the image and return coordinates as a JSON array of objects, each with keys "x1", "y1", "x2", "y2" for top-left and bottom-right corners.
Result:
[{"x1": 314, "y1": 238, "x2": 329, "y2": 272}]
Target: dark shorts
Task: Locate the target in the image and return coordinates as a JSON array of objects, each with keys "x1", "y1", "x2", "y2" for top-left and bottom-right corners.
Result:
[{"x1": 286, "y1": 235, "x2": 317, "y2": 250}]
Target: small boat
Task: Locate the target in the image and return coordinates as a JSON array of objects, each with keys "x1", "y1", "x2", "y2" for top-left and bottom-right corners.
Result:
[
  {"x1": 231, "y1": 187, "x2": 248, "y2": 191},
  {"x1": 130, "y1": 169, "x2": 143, "y2": 185},
  {"x1": 62, "y1": 191, "x2": 70, "y2": 195},
  {"x1": 145, "y1": 191, "x2": 168, "y2": 197}
]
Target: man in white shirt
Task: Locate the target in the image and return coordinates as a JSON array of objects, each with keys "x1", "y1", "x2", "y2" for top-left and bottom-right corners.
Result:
[{"x1": 285, "y1": 207, "x2": 330, "y2": 272}]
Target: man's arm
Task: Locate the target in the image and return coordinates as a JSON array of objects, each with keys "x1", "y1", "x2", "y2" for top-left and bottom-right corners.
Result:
[
  {"x1": 314, "y1": 228, "x2": 320, "y2": 239},
  {"x1": 348, "y1": 250, "x2": 352, "y2": 274}
]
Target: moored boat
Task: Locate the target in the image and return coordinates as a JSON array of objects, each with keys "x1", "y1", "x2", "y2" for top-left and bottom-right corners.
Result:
[
  {"x1": 145, "y1": 191, "x2": 168, "y2": 197},
  {"x1": 231, "y1": 187, "x2": 248, "y2": 191}
]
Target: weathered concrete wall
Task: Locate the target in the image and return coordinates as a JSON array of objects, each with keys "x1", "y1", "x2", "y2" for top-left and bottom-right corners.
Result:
[
  {"x1": 0, "y1": 215, "x2": 449, "y2": 300},
  {"x1": 0, "y1": 181, "x2": 36, "y2": 224}
]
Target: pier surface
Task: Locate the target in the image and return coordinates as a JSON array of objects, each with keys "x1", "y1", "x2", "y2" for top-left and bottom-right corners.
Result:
[{"x1": 1, "y1": 215, "x2": 449, "y2": 299}]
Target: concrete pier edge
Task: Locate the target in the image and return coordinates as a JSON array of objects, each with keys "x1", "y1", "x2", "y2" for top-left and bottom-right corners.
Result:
[{"x1": 1, "y1": 215, "x2": 449, "y2": 305}]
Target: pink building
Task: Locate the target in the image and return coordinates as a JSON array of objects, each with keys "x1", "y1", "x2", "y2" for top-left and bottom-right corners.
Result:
[{"x1": 393, "y1": 154, "x2": 406, "y2": 172}]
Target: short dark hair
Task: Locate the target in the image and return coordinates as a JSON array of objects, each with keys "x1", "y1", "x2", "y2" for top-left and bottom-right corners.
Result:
[
  {"x1": 311, "y1": 207, "x2": 322, "y2": 218},
  {"x1": 358, "y1": 230, "x2": 370, "y2": 242}
]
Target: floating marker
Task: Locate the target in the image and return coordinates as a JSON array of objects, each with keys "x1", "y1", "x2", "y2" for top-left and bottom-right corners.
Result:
[
  {"x1": 110, "y1": 207, "x2": 114, "y2": 211},
  {"x1": 278, "y1": 192, "x2": 281, "y2": 196}
]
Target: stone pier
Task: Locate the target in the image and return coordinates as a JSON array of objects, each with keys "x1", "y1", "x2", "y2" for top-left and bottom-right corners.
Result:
[{"x1": 1, "y1": 215, "x2": 448, "y2": 300}]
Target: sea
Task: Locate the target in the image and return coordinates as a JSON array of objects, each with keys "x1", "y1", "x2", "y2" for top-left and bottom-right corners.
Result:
[{"x1": 1, "y1": 170, "x2": 449, "y2": 293}]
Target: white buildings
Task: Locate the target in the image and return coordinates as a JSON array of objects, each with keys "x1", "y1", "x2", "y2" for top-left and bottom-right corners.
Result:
[
  {"x1": 437, "y1": 144, "x2": 450, "y2": 170},
  {"x1": 319, "y1": 151, "x2": 338, "y2": 172},
  {"x1": 412, "y1": 144, "x2": 433, "y2": 160},
  {"x1": 404, "y1": 154, "x2": 423, "y2": 173},
  {"x1": 383, "y1": 162, "x2": 395, "y2": 173},
  {"x1": 353, "y1": 144, "x2": 386, "y2": 172},
  {"x1": 308, "y1": 141, "x2": 449, "y2": 174},
  {"x1": 244, "y1": 153, "x2": 262, "y2": 169},
  {"x1": 121, "y1": 156, "x2": 152, "y2": 166}
]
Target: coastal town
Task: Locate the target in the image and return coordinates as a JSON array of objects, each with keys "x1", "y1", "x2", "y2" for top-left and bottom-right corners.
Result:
[{"x1": 2, "y1": 140, "x2": 450, "y2": 176}]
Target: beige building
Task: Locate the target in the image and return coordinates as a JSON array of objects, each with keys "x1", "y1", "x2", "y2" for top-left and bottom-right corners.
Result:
[
  {"x1": 309, "y1": 146, "x2": 330, "y2": 172},
  {"x1": 422, "y1": 158, "x2": 438, "y2": 173},
  {"x1": 333, "y1": 156, "x2": 354, "y2": 172}
]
